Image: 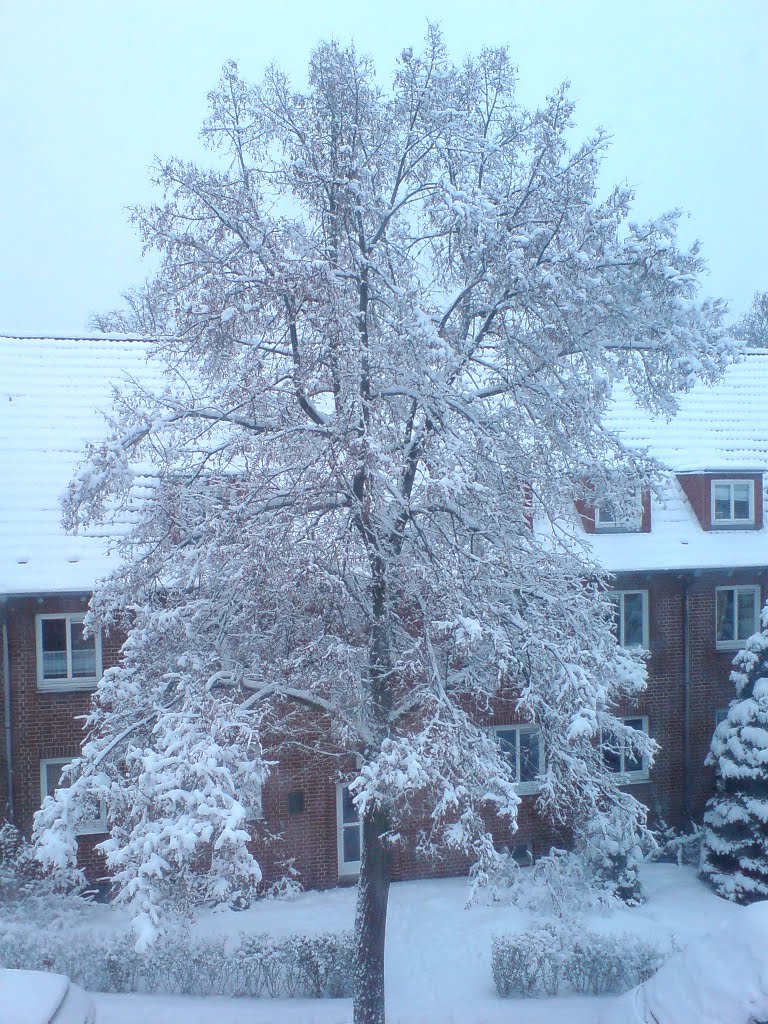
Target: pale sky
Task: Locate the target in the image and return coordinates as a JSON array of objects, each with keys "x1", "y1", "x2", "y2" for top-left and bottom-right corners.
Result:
[{"x1": 1, "y1": 0, "x2": 766, "y2": 336}]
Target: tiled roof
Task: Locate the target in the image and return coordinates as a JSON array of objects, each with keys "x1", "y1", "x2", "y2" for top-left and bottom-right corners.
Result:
[
  {"x1": 590, "y1": 350, "x2": 768, "y2": 573},
  {"x1": 0, "y1": 335, "x2": 156, "y2": 594},
  {"x1": 0, "y1": 336, "x2": 766, "y2": 592}
]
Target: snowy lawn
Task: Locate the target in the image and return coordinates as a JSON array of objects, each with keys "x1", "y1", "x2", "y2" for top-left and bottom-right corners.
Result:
[{"x1": 70, "y1": 863, "x2": 743, "y2": 1023}]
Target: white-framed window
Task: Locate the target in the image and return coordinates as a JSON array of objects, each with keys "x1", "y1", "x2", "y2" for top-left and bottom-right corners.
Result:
[
  {"x1": 36, "y1": 614, "x2": 101, "y2": 689},
  {"x1": 595, "y1": 494, "x2": 642, "y2": 532},
  {"x1": 711, "y1": 480, "x2": 755, "y2": 527},
  {"x1": 336, "y1": 783, "x2": 362, "y2": 876},
  {"x1": 40, "y1": 758, "x2": 107, "y2": 835},
  {"x1": 611, "y1": 591, "x2": 649, "y2": 649},
  {"x1": 493, "y1": 725, "x2": 544, "y2": 795},
  {"x1": 601, "y1": 716, "x2": 650, "y2": 783},
  {"x1": 716, "y1": 586, "x2": 759, "y2": 649}
]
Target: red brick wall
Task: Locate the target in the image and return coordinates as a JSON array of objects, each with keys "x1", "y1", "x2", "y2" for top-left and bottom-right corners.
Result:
[
  {"x1": 1, "y1": 594, "x2": 122, "y2": 878},
  {"x1": 3, "y1": 568, "x2": 767, "y2": 892}
]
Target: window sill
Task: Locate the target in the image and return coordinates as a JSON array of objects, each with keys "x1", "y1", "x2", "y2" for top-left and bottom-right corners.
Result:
[
  {"x1": 37, "y1": 679, "x2": 99, "y2": 693},
  {"x1": 515, "y1": 782, "x2": 541, "y2": 796},
  {"x1": 709, "y1": 522, "x2": 756, "y2": 530},
  {"x1": 75, "y1": 825, "x2": 108, "y2": 837},
  {"x1": 616, "y1": 773, "x2": 649, "y2": 786},
  {"x1": 716, "y1": 640, "x2": 749, "y2": 652}
]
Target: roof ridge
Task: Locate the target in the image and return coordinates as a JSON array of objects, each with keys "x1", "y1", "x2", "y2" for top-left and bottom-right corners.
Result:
[{"x1": 0, "y1": 333, "x2": 159, "y2": 343}]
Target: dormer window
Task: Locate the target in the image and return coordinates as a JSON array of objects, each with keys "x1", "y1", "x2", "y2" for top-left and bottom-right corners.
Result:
[
  {"x1": 594, "y1": 492, "x2": 643, "y2": 533},
  {"x1": 711, "y1": 480, "x2": 755, "y2": 527},
  {"x1": 598, "y1": 499, "x2": 638, "y2": 532}
]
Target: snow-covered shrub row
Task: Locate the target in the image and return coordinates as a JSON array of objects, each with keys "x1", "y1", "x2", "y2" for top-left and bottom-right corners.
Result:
[
  {"x1": 0, "y1": 925, "x2": 353, "y2": 999},
  {"x1": 491, "y1": 923, "x2": 669, "y2": 998}
]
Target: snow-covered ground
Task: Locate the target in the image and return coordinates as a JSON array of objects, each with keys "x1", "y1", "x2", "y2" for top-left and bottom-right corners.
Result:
[{"x1": 74, "y1": 864, "x2": 746, "y2": 1024}]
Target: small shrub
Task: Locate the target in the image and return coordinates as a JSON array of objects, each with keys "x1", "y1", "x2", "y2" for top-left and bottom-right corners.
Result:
[{"x1": 492, "y1": 924, "x2": 668, "y2": 998}]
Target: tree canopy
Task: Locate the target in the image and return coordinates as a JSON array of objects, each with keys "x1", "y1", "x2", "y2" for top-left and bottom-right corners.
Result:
[{"x1": 36, "y1": 30, "x2": 727, "y2": 1024}]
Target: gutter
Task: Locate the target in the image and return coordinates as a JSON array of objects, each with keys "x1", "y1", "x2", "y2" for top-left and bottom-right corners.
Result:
[{"x1": 1, "y1": 619, "x2": 13, "y2": 824}]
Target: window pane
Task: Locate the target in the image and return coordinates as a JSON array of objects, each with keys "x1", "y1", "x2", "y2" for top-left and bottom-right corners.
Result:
[
  {"x1": 597, "y1": 501, "x2": 616, "y2": 525},
  {"x1": 737, "y1": 590, "x2": 756, "y2": 640},
  {"x1": 717, "y1": 590, "x2": 735, "y2": 642},
  {"x1": 342, "y1": 823, "x2": 361, "y2": 864},
  {"x1": 733, "y1": 484, "x2": 751, "y2": 520},
  {"x1": 496, "y1": 729, "x2": 517, "y2": 772},
  {"x1": 602, "y1": 740, "x2": 621, "y2": 774},
  {"x1": 713, "y1": 483, "x2": 731, "y2": 521},
  {"x1": 341, "y1": 785, "x2": 359, "y2": 825},
  {"x1": 622, "y1": 720, "x2": 645, "y2": 774},
  {"x1": 41, "y1": 619, "x2": 68, "y2": 678},
  {"x1": 622, "y1": 593, "x2": 645, "y2": 647},
  {"x1": 69, "y1": 621, "x2": 96, "y2": 678},
  {"x1": 44, "y1": 762, "x2": 68, "y2": 798},
  {"x1": 519, "y1": 730, "x2": 540, "y2": 783}
]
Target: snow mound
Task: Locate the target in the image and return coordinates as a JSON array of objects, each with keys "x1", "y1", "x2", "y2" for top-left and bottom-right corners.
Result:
[{"x1": 605, "y1": 900, "x2": 768, "y2": 1024}]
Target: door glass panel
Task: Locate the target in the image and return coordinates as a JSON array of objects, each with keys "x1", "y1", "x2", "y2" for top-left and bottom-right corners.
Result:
[{"x1": 342, "y1": 824, "x2": 361, "y2": 864}]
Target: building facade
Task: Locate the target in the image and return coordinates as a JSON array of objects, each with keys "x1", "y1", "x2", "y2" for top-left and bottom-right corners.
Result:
[{"x1": 2, "y1": 335, "x2": 767, "y2": 889}]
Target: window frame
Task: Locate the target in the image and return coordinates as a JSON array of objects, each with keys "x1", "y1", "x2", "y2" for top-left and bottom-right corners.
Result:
[
  {"x1": 336, "y1": 783, "x2": 362, "y2": 877},
  {"x1": 715, "y1": 585, "x2": 760, "y2": 650},
  {"x1": 601, "y1": 715, "x2": 650, "y2": 784},
  {"x1": 39, "y1": 757, "x2": 107, "y2": 835},
  {"x1": 710, "y1": 479, "x2": 755, "y2": 528},
  {"x1": 492, "y1": 724, "x2": 545, "y2": 795},
  {"x1": 611, "y1": 590, "x2": 649, "y2": 650},
  {"x1": 35, "y1": 613, "x2": 102, "y2": 691}
]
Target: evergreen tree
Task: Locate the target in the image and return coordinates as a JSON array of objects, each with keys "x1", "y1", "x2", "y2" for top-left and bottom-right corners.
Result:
[{"x1": 701, "y1": 602, "x2": 768, "y2": 902}]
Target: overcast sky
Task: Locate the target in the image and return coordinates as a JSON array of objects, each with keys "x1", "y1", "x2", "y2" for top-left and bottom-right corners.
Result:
[{"x1": 1, "y1": 0, "x2": 766, "y2": 336}]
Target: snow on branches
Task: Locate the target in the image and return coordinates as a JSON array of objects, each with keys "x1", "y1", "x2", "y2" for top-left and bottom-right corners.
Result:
[{"x1": 36, "y1": 28, "x2": 727, "y2": 1018}]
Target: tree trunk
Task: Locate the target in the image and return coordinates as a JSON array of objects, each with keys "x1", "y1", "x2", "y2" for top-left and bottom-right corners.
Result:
[{"x1": 353, "y1": 802, "x2": 391, "y2": 1024}]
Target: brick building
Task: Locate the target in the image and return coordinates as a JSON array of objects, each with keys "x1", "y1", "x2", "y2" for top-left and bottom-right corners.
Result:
[{"x1": 1, "y1": 335, "x2": 767, "y2": 888}]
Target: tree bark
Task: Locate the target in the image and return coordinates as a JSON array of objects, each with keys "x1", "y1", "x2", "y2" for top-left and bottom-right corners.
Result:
[{"x1": 353, "y1": 802, "x2": 391, "y2": 1024}]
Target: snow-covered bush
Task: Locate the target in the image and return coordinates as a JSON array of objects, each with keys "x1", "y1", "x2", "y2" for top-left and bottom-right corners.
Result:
[
  {"x1": 474, "y1": 846, "x2": 618, "y2": 916},
  {"x1": 491, "y1": 924, "x2": 668, "y2": 998},
  {"x1": 701, "y1": 602, "x2": 768, "y2": 902},
  {"x1": 649, "y1": 820, "x2": 703, "y2": 867},
  {"x1": 0, "y1": 823, "x2": 84, "y2": 905},
  {"x1": 0, "y1": 922, "x2": 353, "y2": 999}
]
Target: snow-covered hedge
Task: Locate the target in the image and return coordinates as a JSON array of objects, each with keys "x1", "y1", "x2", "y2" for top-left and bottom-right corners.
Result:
[
  {"x1": 492, "y1": 922, "x2": 669, "y2": 998},
  {"x1": 0, "y1": 925, "x2": 354, "y2": 998}
]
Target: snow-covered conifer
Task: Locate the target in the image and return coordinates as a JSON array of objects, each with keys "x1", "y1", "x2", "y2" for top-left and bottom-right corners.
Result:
[
  {"x1": 701, "y1": 602, "x2": 768, "y2": 902},
  {"x1": 34, "y1": 29, "x2": 727, "y2": 1024}
]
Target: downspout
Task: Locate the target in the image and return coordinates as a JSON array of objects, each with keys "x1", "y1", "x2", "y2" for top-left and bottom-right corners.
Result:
[
  {"x1": 2, "y1": 619, "x2": 13, "y2": 824},
  {"x1": 681, "y1": 576, "x2": 692, "y2": 819}
]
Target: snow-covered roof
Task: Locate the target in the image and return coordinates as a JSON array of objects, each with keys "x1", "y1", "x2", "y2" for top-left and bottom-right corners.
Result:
[
  {"x1": 0, "y1": 334, "x2": 156, "y2": 594},
  {"x1": 592, "y1": 350, "x2": 768, "y2": 573},
  {"x1": 0, "y1": 336, "x2": 766, "y2": 593}
]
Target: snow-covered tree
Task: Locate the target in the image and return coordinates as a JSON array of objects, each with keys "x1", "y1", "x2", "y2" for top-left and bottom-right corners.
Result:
[
  {"x1": 701, "y1": 603, "x2": 768, "y2": 903},
  {"x1": 35, "y1": 30, "x2": 727, "y2": 1024},
  {"x1": 733, "y1": 290, "x2": 768, "y2": 349}
]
